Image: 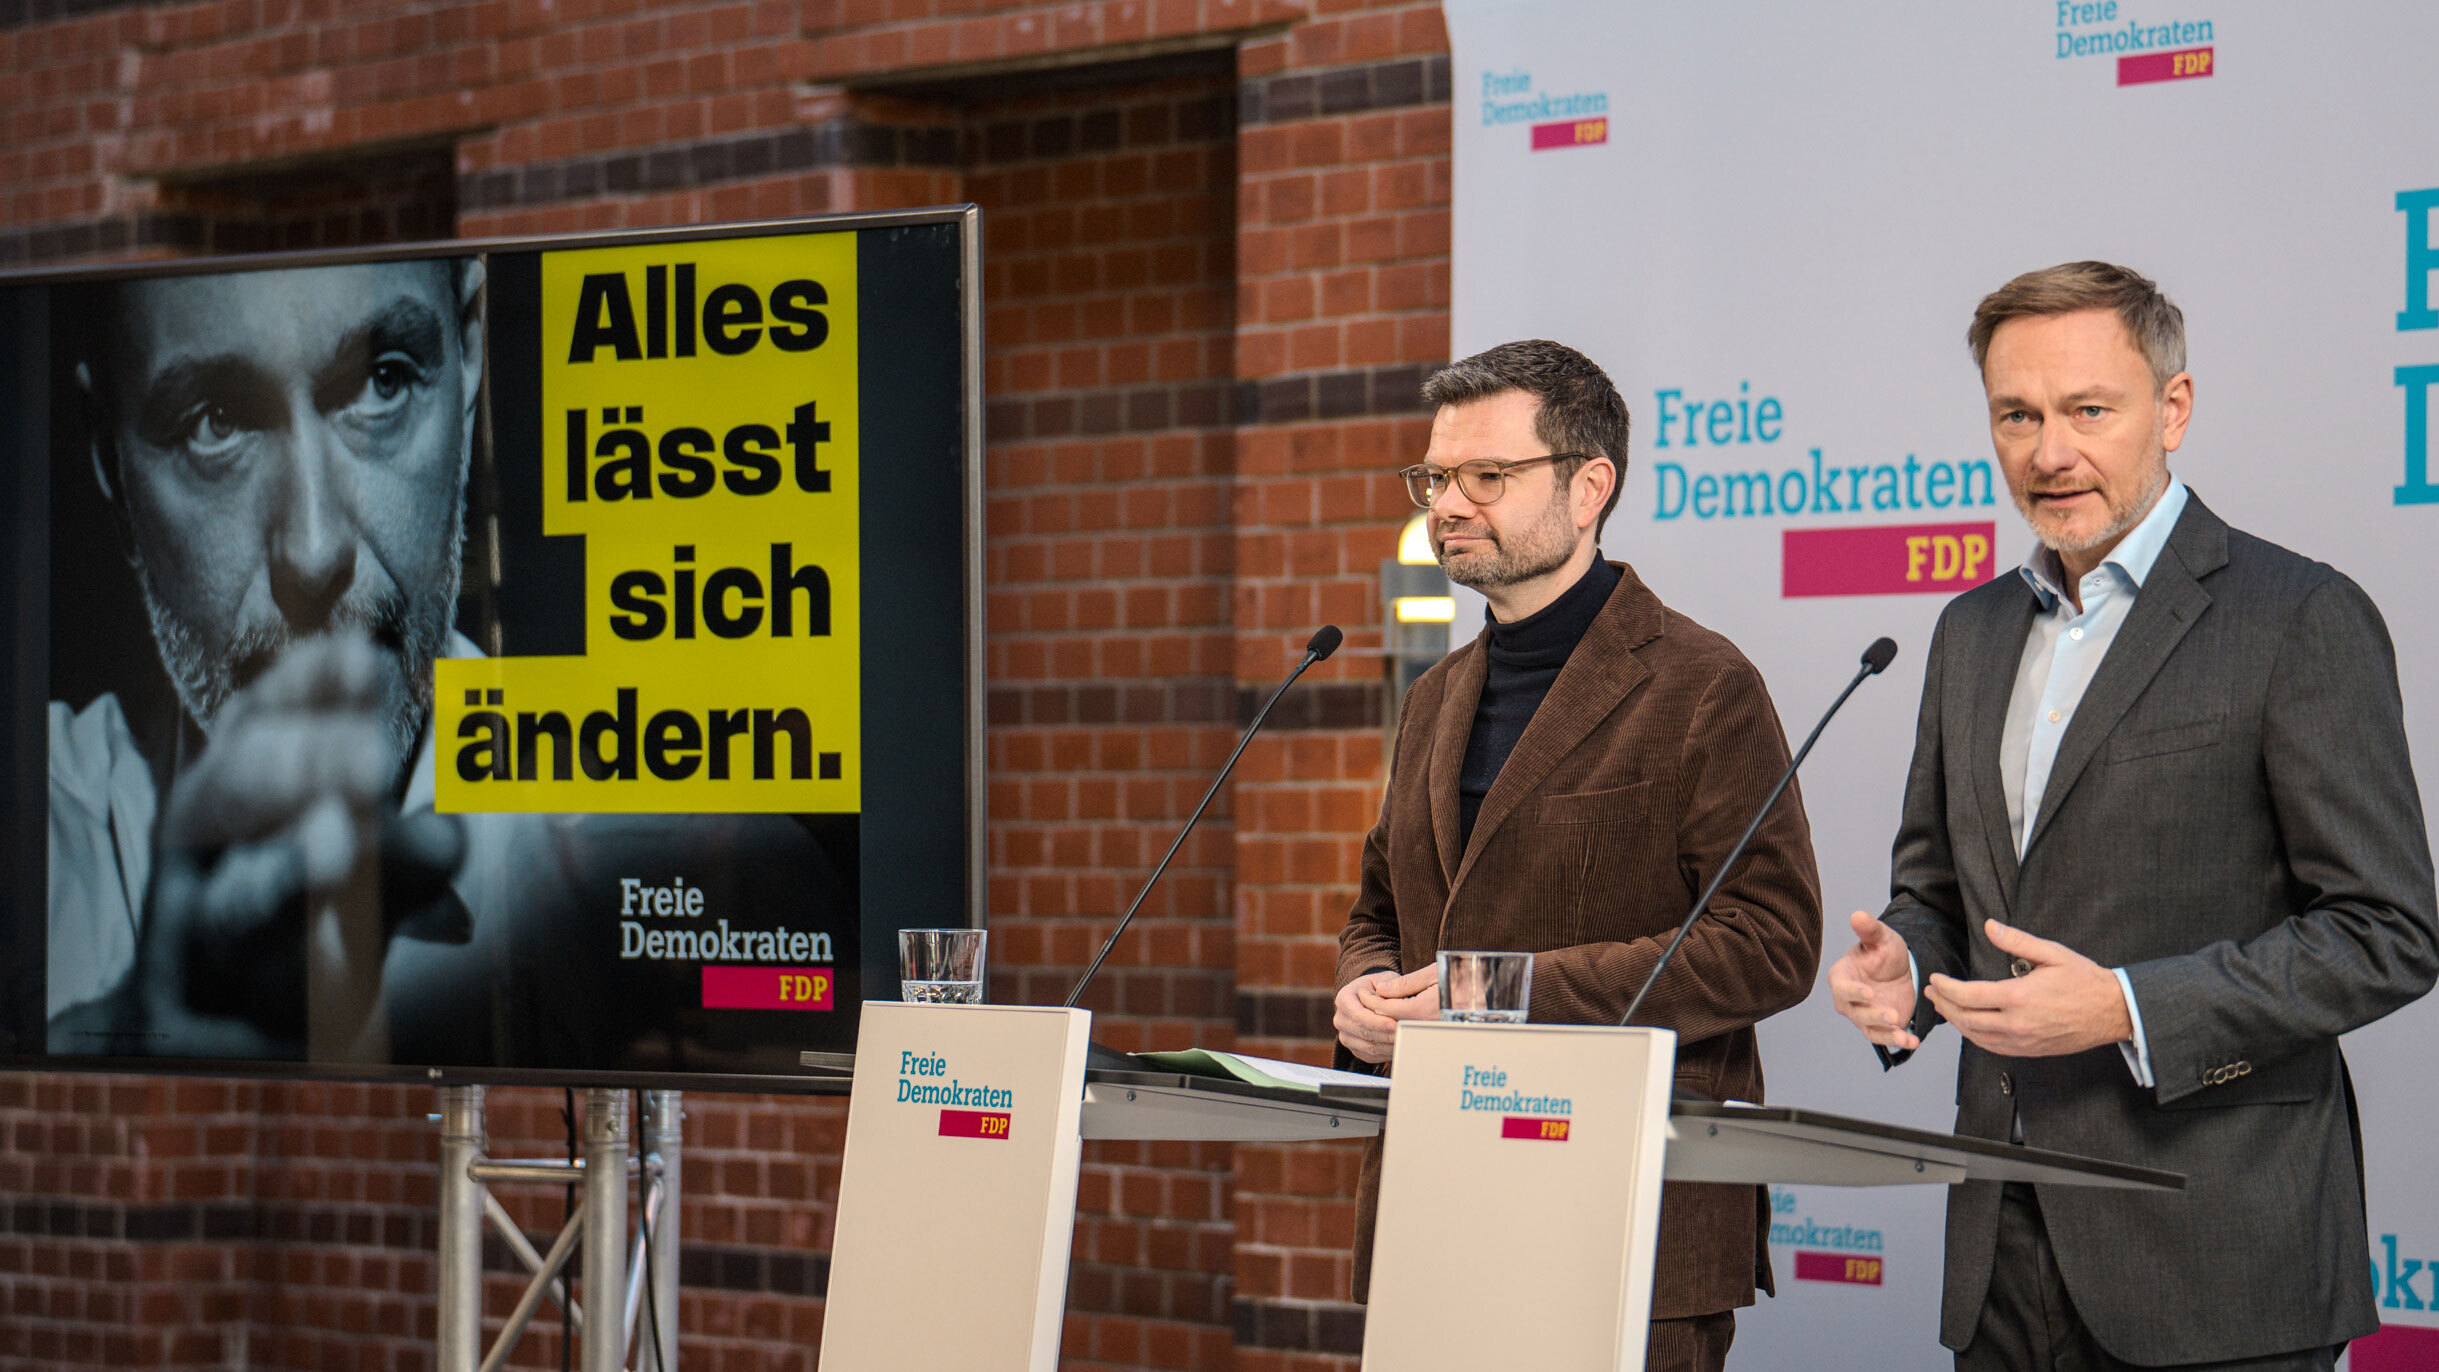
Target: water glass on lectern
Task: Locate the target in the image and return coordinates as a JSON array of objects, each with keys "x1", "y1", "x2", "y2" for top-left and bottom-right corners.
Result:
[
  {"x1": 1437, "y1": 950, "x2": 1532, "y2": 1023},
  {"x1": 899, "y1": 928, "x2": 987, "y2": 1003}
]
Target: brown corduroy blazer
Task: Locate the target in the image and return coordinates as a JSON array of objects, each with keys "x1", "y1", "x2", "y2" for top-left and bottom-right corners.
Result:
[{"x1": 1335, "y1": 561, "x2": 1824, "y2": 1319}]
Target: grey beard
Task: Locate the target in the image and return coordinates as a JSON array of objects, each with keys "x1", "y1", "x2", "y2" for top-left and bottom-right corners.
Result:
[
  {"x1": 2021, "y1": 462, "x2": 2169, "y2": 555},
  {"x1": 131, "y1": 529, "x2": 463, "y2": 772}
]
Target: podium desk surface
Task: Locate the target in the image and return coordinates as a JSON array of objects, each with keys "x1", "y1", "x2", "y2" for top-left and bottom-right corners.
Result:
[
  {"x1": 796, "y1": 1052, "x2": 2181, "y2": 1192},
  {"x1": 1668, "y1": 1100, "x2": 2184, "y2": 1191},
  {"x1": 1078, "y1": 1069, "x2": 1384, "y2": 1141}
]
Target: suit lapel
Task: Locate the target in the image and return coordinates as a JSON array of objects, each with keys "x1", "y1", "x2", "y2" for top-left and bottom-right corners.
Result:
[
  {"x1": 2021, "y1": 498, "x2": 2227, "y2": 855},
  {"x1": 1450, "y1": 564, "x2": 1658, "y2": 901},
  {"x1": 1970, "y1": 585, "x2": 2039, "y2": 909},
  {"x1": 1427, "y1": 634, "x2": 1488, "y2": 888}
]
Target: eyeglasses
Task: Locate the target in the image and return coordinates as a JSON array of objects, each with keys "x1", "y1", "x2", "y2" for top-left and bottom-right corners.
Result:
[{"x1": 1395, "y1": 454, "x2": 1589, "y2": 509}]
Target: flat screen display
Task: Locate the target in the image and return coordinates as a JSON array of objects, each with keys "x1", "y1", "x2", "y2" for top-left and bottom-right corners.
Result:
[{"x1": 0, "y1": 210, "x2": 980, "y2": 1086}]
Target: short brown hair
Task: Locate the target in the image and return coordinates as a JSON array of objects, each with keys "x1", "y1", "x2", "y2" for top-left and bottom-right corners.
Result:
[
  {"x1": 1420, "y1": 339, "x2": 1630, "y2": 536},
  {"x1": 1967, "y1": 261, "x2": 2187, "y2": 390}
]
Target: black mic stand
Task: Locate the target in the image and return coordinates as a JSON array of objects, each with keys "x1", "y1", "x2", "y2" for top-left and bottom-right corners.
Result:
[
  {"x1": 1619, "y1": 637, "x2": 1898, "y2": 1029},
  {"x1": 1066, "y1": 626, "x2": 1344, "y2": 1070}
]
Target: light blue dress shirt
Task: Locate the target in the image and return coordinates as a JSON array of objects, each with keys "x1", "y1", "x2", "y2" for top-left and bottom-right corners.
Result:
[
  {"x1": 1909, "y1": 477, "x2": 2186, "y2": 1087},
  {"x1": 2006, "y1": 476, "x2": 2185, "y2": 1085}
]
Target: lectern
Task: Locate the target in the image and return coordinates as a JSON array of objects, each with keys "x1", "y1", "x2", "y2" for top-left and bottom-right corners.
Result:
[
  {"x1": 1357, "y1": 1022, "x2": 2180, "y2": 1372},
  {"x1": 805, "y1": 1011, "x2": 2178, "y2": 1372}
]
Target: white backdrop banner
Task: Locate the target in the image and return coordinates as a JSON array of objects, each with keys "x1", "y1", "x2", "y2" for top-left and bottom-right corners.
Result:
[{"x1": 1439, "y1": 1, "x2": 2439, "y2": 1366}]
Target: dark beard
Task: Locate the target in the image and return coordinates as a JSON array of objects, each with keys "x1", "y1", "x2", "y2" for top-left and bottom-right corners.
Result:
[{"x1": 1436, "y1": 490, "x2": 1578, "y2": 591}]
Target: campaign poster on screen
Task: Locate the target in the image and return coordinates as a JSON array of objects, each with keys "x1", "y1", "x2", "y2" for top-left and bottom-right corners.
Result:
[{"x1": 0, "y1": 212, "x2": 978, "y2": 1084}]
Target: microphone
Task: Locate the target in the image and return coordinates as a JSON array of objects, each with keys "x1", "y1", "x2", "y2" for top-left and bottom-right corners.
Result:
[
  {"x1": 1064, "y1": 627, "x2": 1343, "y2": 1037},
  {"x1": 1618, "y1": 637, "x2": 1897, "y2": 1028}
]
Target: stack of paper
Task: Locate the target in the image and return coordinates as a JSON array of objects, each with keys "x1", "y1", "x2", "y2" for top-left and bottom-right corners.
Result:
[{"x1": 1129, "y1": 1048, "x2": 1388, "y2": 1093}]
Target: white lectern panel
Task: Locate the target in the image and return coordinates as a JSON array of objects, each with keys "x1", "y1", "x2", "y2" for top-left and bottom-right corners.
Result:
[
  {"x1": 1363, "y1": 1023, "x2": 1676, "y2": 1372},
  {"x1": 818, "y1": 1002, "x2": 1091, "y2": 1372}
]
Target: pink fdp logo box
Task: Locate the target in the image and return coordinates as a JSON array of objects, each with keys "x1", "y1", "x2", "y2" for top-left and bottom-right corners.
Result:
[
  {"x1": 700, "y1": 965, "x2": 834, "y2": 1010},
  {"x1": 2121, "y1": 45, "x2": 2214, "y2": 85},
  {"x1": 937, "y1": 1109, "x2": 1012, "y2": 1140},
  {"x1": 1794, "y1": 1251, "x2": 1883, "y2": 1285},
  {"x1": 1501, "y1": 1116, "x2": 1571, "y2": 1141},
  {"x1": 1530, "y1": 117, "x2": 1608, "y2": 151},
  {"x1": 1783, "y1": 522, "x2": 1997, "y2": 598}
]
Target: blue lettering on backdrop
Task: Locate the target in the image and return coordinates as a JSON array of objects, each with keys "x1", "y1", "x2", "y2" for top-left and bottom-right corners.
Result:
[
  {"x1": 2400, "y1": 189, "x2": 2439, "y2": 331},
  {"x1": 1478, "y1": 69, "x2": 1608, "y2": 127},
  {"x1": 1651, "y1": 453, "x2": 1996, "y2": 521},
  {"x1": 2379, "y1": 1233, "x2": 2430, "y2": 1310},
  {"x1": 2053, "y1": 11, "x2": 2215, "y2": 60},
  {"x1": 1651, "y1": 383, "x2": 1782, "y2": 448},
  {"x1": 2396, "y1": 190, "x2": 2439, "y2": 505},
  {"x1": 1649, "y1": 382, "x2": 1997, "y2": 521},
  {"x1": 1766, "y1": 1189, "x2": 1885, "y2": 1253},
  {"x1": 2398, "y1": 366, "x2": 2439, "y2": 506}
]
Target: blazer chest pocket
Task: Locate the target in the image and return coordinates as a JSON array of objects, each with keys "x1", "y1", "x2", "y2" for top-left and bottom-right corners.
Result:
[
  {"x1": 2104, "y1": 714, "x2": 2225, "y2": 764},
  {"x1": 1533, "y1": 780, "x2": 1657, "y2": 826}
]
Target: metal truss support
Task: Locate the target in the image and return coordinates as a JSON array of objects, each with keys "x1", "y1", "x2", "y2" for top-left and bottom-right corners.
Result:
[{"x1": 433, "y1": 1086, "x2": 685, "y2": 1372}]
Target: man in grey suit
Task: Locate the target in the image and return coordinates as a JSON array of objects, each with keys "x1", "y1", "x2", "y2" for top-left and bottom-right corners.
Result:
[{"x1": 1829, "y1": 260, "x2": 2439, "y2": 1370}]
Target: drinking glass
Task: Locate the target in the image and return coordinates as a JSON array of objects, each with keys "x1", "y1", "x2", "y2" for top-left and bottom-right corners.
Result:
[
  {"x1": 1436, "y1": 949, "x2": 1532, "y2": 1023},
  {"x1": 899, "y1": 928, "x2": 987, "y2": 1003}
]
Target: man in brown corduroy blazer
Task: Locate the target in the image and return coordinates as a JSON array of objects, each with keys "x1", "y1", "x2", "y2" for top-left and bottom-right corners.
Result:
[{"x1": 1334, "y1": 340, "x2": 1823, "y2": 1372}]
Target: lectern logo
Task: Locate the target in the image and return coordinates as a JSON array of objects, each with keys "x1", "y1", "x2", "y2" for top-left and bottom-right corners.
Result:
[
  {"x1": 938, "y1": 1109, "x2": 1011, "y2": 1140},
  {"x1": 1457, "y1": 1064, "x2": 1574, "y2": 1124},
  {"x1": 898, "y1": 1050, "x2": 1015, "y2": 1140},
  {"x1": 1500, "y1": 1117, "x2": 1571, "y2": 1141}
]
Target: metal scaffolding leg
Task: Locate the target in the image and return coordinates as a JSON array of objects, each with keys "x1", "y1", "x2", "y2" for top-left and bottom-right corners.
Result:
[
  {"x1": 581, "y1": 1089, "x2": 631, "y2": 1372},
  {"x1": 638, "y1": 1092, "x2": 683, "y2": 1372},
  {"x1": 436, "y1": 1086, "x2": 486, "y2": 1372}
]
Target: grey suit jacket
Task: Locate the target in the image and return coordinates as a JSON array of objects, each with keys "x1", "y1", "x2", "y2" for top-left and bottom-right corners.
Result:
[{"x1": 1881, "y1": 492, "x2": 2439, "y2": 1363}]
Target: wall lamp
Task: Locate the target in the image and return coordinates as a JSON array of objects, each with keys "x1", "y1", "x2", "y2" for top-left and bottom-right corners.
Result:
[{"x1": 1381, "y1": 512, "x2": 1454, "y2": 733}]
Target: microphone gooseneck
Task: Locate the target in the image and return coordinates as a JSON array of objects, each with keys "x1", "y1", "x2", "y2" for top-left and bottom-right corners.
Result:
[
  {"x1": 1063, "y1": 626, "x2": 1342, "y2": 1010},
  {"x1": 1617, "y1": 638, "x2": 1899, "y2": 1028}
]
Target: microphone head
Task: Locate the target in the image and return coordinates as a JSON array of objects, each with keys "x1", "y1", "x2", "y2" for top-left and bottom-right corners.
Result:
[
  {"x1": 1306, "y1": 624, "x2": 1344, "y2": 662},
  {"x1": 1862, "y1": 637, "x2": 1899, "y2": 675}
]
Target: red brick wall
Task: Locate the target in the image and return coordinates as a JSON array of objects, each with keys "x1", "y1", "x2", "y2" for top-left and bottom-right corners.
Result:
[
  {"x1": 0, "y1": 3, "x2": 1453, "y2": 1369},
  {"x1": 969, "y1": 71, "x2": 1243, "y2": 1372},
  {"x1": 1226, "y1": 10, "x2": 1447, "y2": 1365}
]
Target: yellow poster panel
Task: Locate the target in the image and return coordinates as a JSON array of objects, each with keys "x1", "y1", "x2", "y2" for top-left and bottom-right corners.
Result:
[{"x1": 436, "y1": 230, "x2": 861, "y2": 813}]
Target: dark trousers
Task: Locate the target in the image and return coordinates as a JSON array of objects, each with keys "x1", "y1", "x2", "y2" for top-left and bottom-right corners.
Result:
[
  {"x1": 1958, "y1": 1184, "x2": 2338, "y2": 1372},
  {"x1": 1647, "y1": 1310, "x2": 1733, "y2": 1372}
]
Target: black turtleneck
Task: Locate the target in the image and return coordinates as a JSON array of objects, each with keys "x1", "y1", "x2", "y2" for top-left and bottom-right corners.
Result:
[{"x1": 1457, "y1": 557, "x2": 1622, "y2": 846}]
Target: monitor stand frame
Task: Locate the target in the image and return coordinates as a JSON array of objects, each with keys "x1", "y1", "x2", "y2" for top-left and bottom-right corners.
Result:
[{"x1": 432, "y1": 1086, "x2": 683, "y2": 1372}]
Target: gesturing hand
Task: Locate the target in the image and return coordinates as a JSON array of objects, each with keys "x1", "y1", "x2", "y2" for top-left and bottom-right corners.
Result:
[
  {"x1": 140, "y1": 633, "x2": 464, "y2": 1061},
  {"x1": 1828, "y1": 910, "x2": 1921, "y2": 1051},
  {"x1": 1333, "y1": 965, "x2": 1441, "y2": 1065},
  {"x1": 1923, "y1": 919, "x2": 2133, "y2": 1058}
]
